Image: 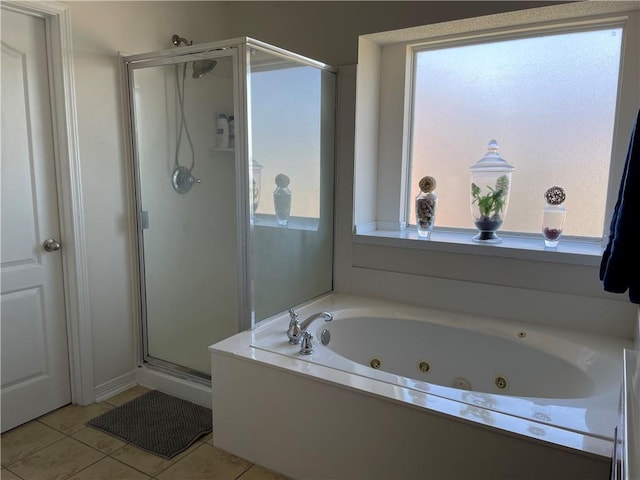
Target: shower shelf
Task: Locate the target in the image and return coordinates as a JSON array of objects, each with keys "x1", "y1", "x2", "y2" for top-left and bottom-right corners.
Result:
[{"x1": 209, "y1": 147, "x2": 235, "y2": 155}]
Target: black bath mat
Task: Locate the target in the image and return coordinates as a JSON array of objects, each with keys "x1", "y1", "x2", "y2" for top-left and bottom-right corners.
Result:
[{"x1": 87, "y1": 390, "x2": 212, "y2": 459}]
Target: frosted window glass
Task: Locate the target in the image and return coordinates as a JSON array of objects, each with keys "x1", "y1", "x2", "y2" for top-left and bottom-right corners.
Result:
[{"x1": 409, "y1": 27, "x2": 623, "y2": 237}]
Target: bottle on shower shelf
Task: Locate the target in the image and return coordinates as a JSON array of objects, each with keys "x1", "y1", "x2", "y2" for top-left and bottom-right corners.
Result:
[
  {"x1": 228, "y1": 115, "x2": 235, "y2": 148},
  {"x1": 216, "y1": 113, "x2": 229, "y2": 149}
]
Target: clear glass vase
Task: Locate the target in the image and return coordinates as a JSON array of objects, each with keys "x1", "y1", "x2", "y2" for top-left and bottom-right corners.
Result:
[
  {"x1": 542, "y1": 186, "x2": 567, "y2": 248},
  {"x1": 542, "y1": 204, "x2": 566, "y2": 248},
  {"x1": 415, "y1": 191, "x2": 438, "y2": 239},
  {"x1": 273, "y1": 174, "x2": 291, "y2": 226}
]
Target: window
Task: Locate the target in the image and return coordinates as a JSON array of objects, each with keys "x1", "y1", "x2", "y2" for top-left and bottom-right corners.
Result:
[
  {"x1": 408, "y1": 27, "x2": 623, "y2": 238},
  {"x1": 354, "y1": 2, "x2": 639, "y2": 262}
]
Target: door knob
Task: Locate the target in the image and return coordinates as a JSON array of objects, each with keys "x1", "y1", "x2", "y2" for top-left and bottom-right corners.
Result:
[{"x1": 43, "y1": 238, "x2": 61, "y2": 252}]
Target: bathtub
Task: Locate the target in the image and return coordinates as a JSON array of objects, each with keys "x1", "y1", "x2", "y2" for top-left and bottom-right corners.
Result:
[{"x1": 210, "y1": 294, "x2": 630, "y2": 479}]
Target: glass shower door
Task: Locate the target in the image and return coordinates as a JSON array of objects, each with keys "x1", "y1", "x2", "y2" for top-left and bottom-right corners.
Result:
[{"x1": 128, "y1": 49, "x2": 242, "y2": 379}]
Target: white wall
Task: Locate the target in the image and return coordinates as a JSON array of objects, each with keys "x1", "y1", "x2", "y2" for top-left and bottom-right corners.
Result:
[
  {"x1": 66, "y1": 1, "x2": 232, "y2": 390},
  {"x1": 224, "y1": 1, "x2": 558, "y2": 67}
]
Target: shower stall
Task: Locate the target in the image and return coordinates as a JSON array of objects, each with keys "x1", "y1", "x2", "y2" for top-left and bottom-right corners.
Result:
[{"x1": 121, "y1": 38, "x2": 336, "y2": 382}]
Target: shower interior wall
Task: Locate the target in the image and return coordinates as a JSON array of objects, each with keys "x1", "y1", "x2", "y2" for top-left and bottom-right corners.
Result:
[{"x1": 64, "y1": 1, "x2": 637, "y2": 402}]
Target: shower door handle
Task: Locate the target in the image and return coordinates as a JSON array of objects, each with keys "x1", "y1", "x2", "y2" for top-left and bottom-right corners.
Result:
[{"x1": 43, "y1": 238, "x2": 61, "y2": 252}]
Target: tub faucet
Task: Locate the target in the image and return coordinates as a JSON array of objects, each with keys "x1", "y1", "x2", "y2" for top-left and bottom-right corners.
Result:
[
  {"x1": 300, "y1": 311, "x2": 333, "y2": 331},
  {"x1": 286, "y1": 309, "x2": 332, "y2": 345}
]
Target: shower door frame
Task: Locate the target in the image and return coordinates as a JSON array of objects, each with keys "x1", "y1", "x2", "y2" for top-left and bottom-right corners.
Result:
[
  {"x1": 122, "y1": 41, "x2": 251, "y2": 383},
  {"x1": 122, "y1": 37, "x2": 337, "y2": 384}
]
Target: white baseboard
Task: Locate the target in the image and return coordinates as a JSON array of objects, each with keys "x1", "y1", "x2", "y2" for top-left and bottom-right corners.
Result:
[
  {"x1": 93, "y1": 370, "x2": 137, "y2": 403},
  {"x1": 93, "y1": 366, "x2": 212, "y2": 408},
  {"x1": 136, "y1": 366, "x2": 211, "y2": 408}
]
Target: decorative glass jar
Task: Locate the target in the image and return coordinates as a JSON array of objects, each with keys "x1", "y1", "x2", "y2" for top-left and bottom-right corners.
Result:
[
  {"x1": 251, "y1": 158, "x2": 263, "y2": 213},
  {"x1": 415, "y1": 176, "x2": 438, "y2": 239},
  {"x1": 273, "y1": 174, "x2": 292, "y2": 226},
  {"x1": 542, "y1": 186, "x2": 566, "y2": 248},
  {"x1": 469, "y1": 140, "x2": 515, "y2": 243}
]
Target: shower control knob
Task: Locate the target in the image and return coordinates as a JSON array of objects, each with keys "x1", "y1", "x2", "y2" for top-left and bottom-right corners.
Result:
[
  {"x1": 171, "y1": 166, "x2": 202, "y2": 194},
  {"x1": 43, "y1": 238, "x2": 61, "y2": 252}
]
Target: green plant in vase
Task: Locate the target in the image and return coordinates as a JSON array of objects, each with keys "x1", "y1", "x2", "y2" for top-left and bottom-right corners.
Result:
[{"x1": 471, "y1": 175, "x2": 509, "y2": 232}]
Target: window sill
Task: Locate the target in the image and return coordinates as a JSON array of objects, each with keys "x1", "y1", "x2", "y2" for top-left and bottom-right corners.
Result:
[
  {"x1": 253, "y1": 214, "x2": 319, "y2": 232},
  {"x1": 353, "y1": 228, "x2": 604, "y2": 267}
]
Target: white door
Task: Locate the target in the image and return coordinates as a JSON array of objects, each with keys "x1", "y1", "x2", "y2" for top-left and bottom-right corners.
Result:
[{"x1": 1, "y1": 7, "x2": 71, "y2": 432}]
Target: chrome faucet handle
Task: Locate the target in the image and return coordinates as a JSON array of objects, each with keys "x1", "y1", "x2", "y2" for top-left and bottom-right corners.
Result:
[
  {"x1": 287, "y1": 308, "x2": 302, "y2": 345},
  {"x1": 300, "y1": 331, "x2": 314, "y2": 355}
]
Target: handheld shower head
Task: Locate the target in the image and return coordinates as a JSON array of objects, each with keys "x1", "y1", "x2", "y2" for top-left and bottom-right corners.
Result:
[{"x1": 192, "y1": 59, "x2": 217, "y2": 79}]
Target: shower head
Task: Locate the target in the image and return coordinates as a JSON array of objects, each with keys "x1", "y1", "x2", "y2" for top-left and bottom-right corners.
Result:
[
  {"x1": 192, "y1": 59, "x2": 217, "y2": 79},
  {"x1": 172, "y1": 34, "x2": 192, "y2": 47}
]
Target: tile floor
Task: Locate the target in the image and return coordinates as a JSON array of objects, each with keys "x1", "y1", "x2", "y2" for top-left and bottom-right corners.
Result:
[{"x1": 1, "y1": 386, "x2": 289, "y2": 480}]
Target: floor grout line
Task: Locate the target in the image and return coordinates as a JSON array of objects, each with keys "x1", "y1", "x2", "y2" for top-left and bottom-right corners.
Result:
[
  {"x1": 235, "y1": 463, "x2": 254, "y2": 479},
  {"x1": 60, "y1": 454, "x2": 106, "y2": 480},
  {"x1": 3, "y1": 465, "x2": 25, "y2": 480},
  {"x1": 106, "y1": 455, "x2": 154, "y2": 478},
  {"x1": 3, "y1": 433, "x2": 68, "y2": 470}
]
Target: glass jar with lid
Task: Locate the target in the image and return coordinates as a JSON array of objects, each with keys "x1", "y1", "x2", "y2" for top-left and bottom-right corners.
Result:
[{"x1": 469, "y1": 140, "x2": 515, "y2": 243}]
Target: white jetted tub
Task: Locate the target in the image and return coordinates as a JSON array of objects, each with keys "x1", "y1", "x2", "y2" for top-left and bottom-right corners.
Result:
[{"x1": 211, "y1": 294, "x2": 630, "y2": 479}]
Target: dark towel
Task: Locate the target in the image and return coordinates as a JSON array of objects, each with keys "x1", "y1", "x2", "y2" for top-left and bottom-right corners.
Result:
[{"x1": 600, "y1": 110, "x2": 640, "y2": 304}]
